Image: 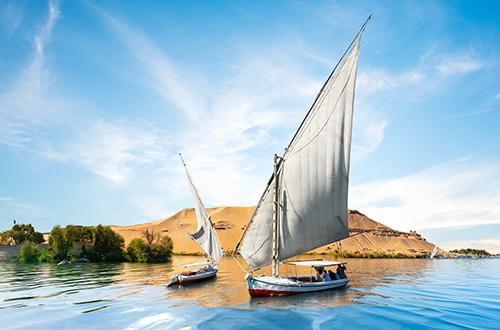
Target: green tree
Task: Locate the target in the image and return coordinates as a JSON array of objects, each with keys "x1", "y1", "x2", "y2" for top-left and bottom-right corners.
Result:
[
  {"x1": 126, "y1": 234, "x2": 173, "y2": 263},
  {"x1": 86, "y1": 225, "x2": 126, "y2": 262},
  {"x1": 150, "y1": 235, "x2": 173, "y2": 263},
  {"x1": 0, "y1": 231, "x2": 11, "y2": 245},
  {"x1": 126, "y1": 238, "x2": 149, "y2": 262},
  {"x1": 19, "y1": 241, "x2": 41, "y2": 263},
  {"x1": 38, "y1": 249, "x2": 56, "y2": 262},
  {"x1": 48, "y1": 225, "x2": 76, "y2": 260},
  {"x1": 0, "y1": 222, "x2": 45, "y2": 245},
  {"x1": 31, "y1": 231, "x2": 45, "y2": 244},
  {"x1": 67, "y1": 225, "x2": 94, "y2": 244},
  {"x1": 450, "y1": 248, "x2": 491, "y2": 256}
]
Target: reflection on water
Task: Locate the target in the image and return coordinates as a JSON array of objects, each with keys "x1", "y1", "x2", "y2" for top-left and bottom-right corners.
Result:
[{"x1": 1, "y1": 256, "x2": 499, "y2": 329}]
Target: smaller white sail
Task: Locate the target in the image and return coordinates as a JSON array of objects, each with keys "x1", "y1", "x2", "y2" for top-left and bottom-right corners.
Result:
[
  {"x1": 180, "y1": 154, "x2": 224, "y2": 265},
  {"x1": 431, "y1": 246, "x2": 437, "y2": 259}
]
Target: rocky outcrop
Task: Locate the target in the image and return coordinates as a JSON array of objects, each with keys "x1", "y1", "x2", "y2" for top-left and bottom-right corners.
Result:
[{"x1": 325, "y1": 209, "x2": 441, "y2": 256}]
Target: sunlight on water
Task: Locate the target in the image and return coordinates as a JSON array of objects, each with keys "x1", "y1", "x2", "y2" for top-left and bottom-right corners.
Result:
[{"x1": 1, "y1": 257, "x2": 499, "y2": 329}]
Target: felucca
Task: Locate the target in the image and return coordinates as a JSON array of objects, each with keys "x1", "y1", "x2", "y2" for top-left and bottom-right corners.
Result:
[
  {"x1": 167, "y1": 154, "x2": 224, "y2": 287},
  {"x1": 232, "y1": 16, "x2": 371, "y2": 296}
]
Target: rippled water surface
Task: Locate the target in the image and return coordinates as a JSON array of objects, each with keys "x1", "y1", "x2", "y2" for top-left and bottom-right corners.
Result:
[{"x1": 1, "y1": 256, "x2": 499, "y2": 329}]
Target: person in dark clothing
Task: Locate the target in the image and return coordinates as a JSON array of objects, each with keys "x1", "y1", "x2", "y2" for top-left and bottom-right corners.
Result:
[
  {"x1": 336, "y1": 264, "x2": 347, "y2": 279},
  {"x1": 328, "y1": 269, "x2": 339, "y2": 280}
]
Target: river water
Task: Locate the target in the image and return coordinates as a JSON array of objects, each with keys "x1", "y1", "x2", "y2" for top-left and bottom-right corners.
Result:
[{"x1": 1, "y1": 256, "x2": 499, "y2": 329}]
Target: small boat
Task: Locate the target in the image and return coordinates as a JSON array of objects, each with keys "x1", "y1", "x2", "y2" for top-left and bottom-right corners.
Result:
[
  {"x1": 167, "y1": 261, "x2": 218, "y2": 287},
  {"x1": 233, "y1": 16, "x2": 371, "y2": 296},
  {"x1": 168, "y1": 154, "x2": 224, "y2": 287}
]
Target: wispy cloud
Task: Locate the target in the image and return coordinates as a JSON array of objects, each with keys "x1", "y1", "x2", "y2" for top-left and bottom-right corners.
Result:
[
  {"x1": 0, "y1": 1, "x2": 172, "y2": 188},
  {"x1": 351, "y1": 106, "x2": 387, "y2": 162},
  {"x1": 436, "y1": 50, "x2": 484, "y2": 76},
  {"x1": 85, "y1": 3, "x2": 331, "y2": 208},
  {"x1": 443, "y1": 108, "x2": 493, "y2": 119},
  {"x1": 0, "y1": 2, "x2": 24, "y2": 37},
  {"x1": 62, "y1": 117, "x2": 168, "y2": 184},
  {"x1": 0, "y1": 197, "x2": 51, "y2": 219},
  {"x1": 350, "y1": 159, "x2": 500, "y2": 232},
  {"x1": 33, "y1": 0, "x2": 60, "y2": 56},
  {"x1": 0, "y1": 0, "x2": 60, "y2": 148},
  {"x1": 87, "y1": 3, "x2": 202, "y2": 121},
  {"x1": 357, "y1": 70, "x2": 425, "y2": 94},
  {"x1": 495, "y1": 93, "x2": 500, "y2": 100}
]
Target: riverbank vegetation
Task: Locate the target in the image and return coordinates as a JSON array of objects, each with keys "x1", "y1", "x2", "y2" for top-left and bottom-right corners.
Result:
[
  {"x1": 449, "y1": 248, "x2": 491, "y2": 256},
  {"x1": 2, "y1": 222, "x2": 173, "y2": 263},
  {"x1": 0, "y1": 221, "x2": 45, "y2": 245},
  {"x1": 127, "y1": 233, "x2": 173, "y2": 262},
  {"x1": 330, "y1": 250, "x2": 428, "y2": 259}
]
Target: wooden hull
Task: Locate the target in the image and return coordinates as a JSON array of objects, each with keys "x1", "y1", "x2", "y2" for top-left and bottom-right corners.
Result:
[
  {"x1": 167, "y1": 267, "x2": 218, "y2": 287},
  {"x1": 245, "y1": 274, "x2": 349, "y2": 296}
]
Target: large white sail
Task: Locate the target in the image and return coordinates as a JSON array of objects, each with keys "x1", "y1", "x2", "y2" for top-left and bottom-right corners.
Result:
[
  {"x1": 181, "y1": 155, "x2": 224, "y2": 265},
  {"x1": 240, "y1": 37, "x2": 361, "y2": 270}
]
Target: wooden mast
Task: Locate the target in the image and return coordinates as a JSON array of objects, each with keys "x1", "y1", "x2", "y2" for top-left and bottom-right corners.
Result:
[{"x1": 271, "y1": 154, "x2": 280, "y2": 277}]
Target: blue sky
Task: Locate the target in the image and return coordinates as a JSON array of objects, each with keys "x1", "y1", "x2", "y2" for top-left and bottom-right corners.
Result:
[{"x1": 1, "y1": 0, "x2": 499, "y2": 253}]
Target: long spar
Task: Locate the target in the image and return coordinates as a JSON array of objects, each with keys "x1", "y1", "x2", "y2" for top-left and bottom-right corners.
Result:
[
  {"x1": 281, "y1": 14, "x2": 371, "y2": 160},
  {"x1": 179, "y1": 153, "x2": 223, "y2": 264},
  {"x1": 232, "y1": 15, "x2": 372, "y2": 259}
]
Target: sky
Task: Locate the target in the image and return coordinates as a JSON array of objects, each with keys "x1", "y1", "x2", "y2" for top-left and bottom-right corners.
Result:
[{"x1": 1, "y1": 0, "x2": 500, "y2": 253}]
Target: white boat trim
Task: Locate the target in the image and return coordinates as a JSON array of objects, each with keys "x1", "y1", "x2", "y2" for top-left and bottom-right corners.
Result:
[
  {"x1": 179, "y1": 261, "x2": 213, "y2": 268},
  {"x1": 282, "y1": 260, "x2": 347, "y2": 267}
]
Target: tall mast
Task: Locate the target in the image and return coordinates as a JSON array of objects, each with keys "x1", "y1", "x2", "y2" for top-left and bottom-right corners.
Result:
[{"x1": 271, "y1": 154, "x2": 280, "y2": 277}]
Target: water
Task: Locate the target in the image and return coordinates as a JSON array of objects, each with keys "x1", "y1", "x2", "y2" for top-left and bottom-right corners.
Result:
[{"x1": 1, "y1": 256, "x2": 499, "y2": 329}]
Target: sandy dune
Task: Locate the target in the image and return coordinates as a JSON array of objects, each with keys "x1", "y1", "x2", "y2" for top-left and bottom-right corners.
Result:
[{"x1": 110, "y1": 207, "x2": 442, "y2": 257}]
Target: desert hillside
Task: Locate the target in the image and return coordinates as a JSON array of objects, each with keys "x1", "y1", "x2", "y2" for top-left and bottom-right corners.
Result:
[{"x1": 110, "y1": 207, "x2": 443, "y2": 257}]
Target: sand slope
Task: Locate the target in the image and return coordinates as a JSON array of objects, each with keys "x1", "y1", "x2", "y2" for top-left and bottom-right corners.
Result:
[{"x1": 110, "y1": 207, "x2": 442, "y2": 257}]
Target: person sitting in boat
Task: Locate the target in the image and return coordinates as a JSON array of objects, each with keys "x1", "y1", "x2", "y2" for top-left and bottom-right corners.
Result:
[
  {"x1": 323, "y1": 271, "x2": 332, "y2": 282},
  {"x1": 314, "y1": 266, "x2": 325, "y2": 281},
  {"x1": 336, "y1": 264, "x2": 347, "y2": 279},
  {"x1": 328, "y1": 269, "x2": 340, "y2": 280}
]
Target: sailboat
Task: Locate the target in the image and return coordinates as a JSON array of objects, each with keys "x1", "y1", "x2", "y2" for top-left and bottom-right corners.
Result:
[
  {"x1": 232, "y1": 16, "x2": 371, "y2": 296},
  {"x1": 431, "y1": 246, "x2": 437, "y2": 259},
  {"x1": 167, "y1": 154, "x2": 224, "y2": 287}
]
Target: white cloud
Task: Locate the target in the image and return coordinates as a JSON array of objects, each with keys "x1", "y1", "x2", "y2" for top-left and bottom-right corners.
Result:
[
  {"x1": 33, "y1": 0, "x2": 60, "y2": 56},
  {"x1": 88, "y1": 4, "x2": 202, "y2": 121},
  {"x1": 86, "y1": 4, "x2": 331, "y2": 208},
  {"x1": 0, "y1": 0, "x2": 60, "y2": 148},
  {"x1": 350, "y1": 159, "x2": 500, "y2": 232},
  {"x1": 357, "y1": 69, "x2": 425, "y2": 94},
  {"x1": 0, "y1": 2, "x2": 24, "y2": 37},
  {"x1": 62, "y1": 118, "x2": 167, "y2": 184},
  {"x1": 351, "y1": 106, "x2": 387, "y2": 162},
  {"x1": 436, "y1": 51, "x2": 483, "y2": 76},
  {"x1": 0, "y1": 1, "x2": 169, "y2": 189},
  {"x1": 0, "y1": 197, "x2": 51, "y2": 219},
  {"x1": 495, "y1": 93, "x2": 500, "y2": 100},
  {"x1": 443, "y1": 108, "x2": 492, "y2": 119}
]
